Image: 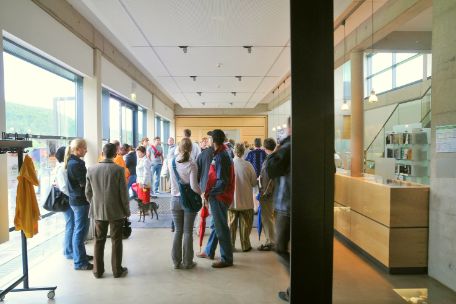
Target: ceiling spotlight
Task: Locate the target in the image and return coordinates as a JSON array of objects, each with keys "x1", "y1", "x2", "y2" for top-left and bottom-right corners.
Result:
[
  {"x1": 243, "y1": 46, "x2": 252, "y2": 54},
  {"x1": 197, "y1": 92, "x2": 202, "y2": 96},
  {"x1": 216, "y1": 62, "x2": 223, "y2": 68},
  {"x1": 179, "y1": 46, "x2": 188, "y2": 53},
  {"x1": 235, "y1": 76, "x2": 242, "y2": 82},
  {"x1": 231, "y1": 92, "x2": 237, "y2": 96},
  {"x1": 201, "y1": 102, "x2": 206, "y2": 106},
  {"x1": 190, "y1": 76, "x2": 197, "y2": 81},
  {"x1": 229, "y1": 102, "x2": 233, "y2": 106}
]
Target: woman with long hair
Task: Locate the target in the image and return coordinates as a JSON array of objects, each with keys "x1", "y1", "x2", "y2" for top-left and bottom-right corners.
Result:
[
  {"x1": 169, "y1": 138, "x2": 201, "y2": 269},
  {"x1": 65, "y1": 138, "x2": 93, "y2": 270}
]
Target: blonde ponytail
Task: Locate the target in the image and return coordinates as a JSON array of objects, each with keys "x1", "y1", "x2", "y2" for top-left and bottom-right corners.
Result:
[
  {"x1": 64, "y1": 138, "x2": 87, "y2": 169},
  {"x1": 177, "y1": 138, "x2": 192, "y2": 163}
]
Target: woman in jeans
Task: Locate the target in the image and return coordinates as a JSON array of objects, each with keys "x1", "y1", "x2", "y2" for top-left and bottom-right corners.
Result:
[
  {"x1": 65, "y1": 138, "x2": 93, "y2": 270},
  {"x1": 54, "y1": 146, "x2": 73, "y2": 259},
  {"x1": 169, "y1": 138, "x2": 201, "y2": 269}
]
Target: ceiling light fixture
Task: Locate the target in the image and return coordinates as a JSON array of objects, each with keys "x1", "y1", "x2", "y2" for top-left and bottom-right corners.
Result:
[
  {"x1": 340, "y1": 19, "x2": 350, "y2": 111},
  {"x1": 216, "y1": 63, "x2": 223, "y2": 68},
  {"x1": 243, "y1": 46, "x2": 252, "y2": 54},
  {"x1": 368, "y1": 0, "x2": 378, "y2": 103},
  {"x1": 201, "y1": 102, "x2": 206, "y2": 106},
  {"x1": 229, "y1": 102, "x2": 233, "y2": 106},
  {"x1": 179, "y1": 46, "x2": 188, "y2": 53},
  {"x1": 231, "y1": 92, "x2": 237, "y2": 96},
  {"x1": 197, "y1": 92, "x2": 202, "y2": 96},
  {"x1": 190, "y1": 76, "x2": 197, "y2": 81},
  {"x1": 235, "y1": 76, "x2": 242, "y2": 82}
]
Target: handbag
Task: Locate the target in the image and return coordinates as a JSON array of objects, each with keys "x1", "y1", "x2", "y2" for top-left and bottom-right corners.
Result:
[
  {"x1": 122, "y1": 218, "x2": 132, "y2": 239},
  {"x1": 43, "y1": 185, "x2": 69, "y2": 212},
  {"x1": 172, "y1": 158, "x2": 202, "y2": 212}
]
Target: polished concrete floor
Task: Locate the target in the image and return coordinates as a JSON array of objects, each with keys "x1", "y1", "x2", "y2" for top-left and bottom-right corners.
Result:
[{"x1": 2, "y1": 230, "x2": 456, "y2": 304}]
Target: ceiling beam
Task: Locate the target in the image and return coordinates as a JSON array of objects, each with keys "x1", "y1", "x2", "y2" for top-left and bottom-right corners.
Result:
[
  {"x1": 31, "y1": 0, "x2": 176, "y2": 110},
  {"x1": 334, "y1": 0, "x2": 432, "y2": 69}
]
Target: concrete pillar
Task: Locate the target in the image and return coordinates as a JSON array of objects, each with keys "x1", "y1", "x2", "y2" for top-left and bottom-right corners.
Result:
[
  {"x1": 350, "y1": 52, "x2": 364, "y2": 177},
  {"x1": 428, "y1": 0, "x2": 456, "y2": 292},
  {"x1": 83, "y1": 49, "x2": 102, "y2": 167},
  {"x1": 0, "y1": 31, "x2": 9, "y2": 244}
]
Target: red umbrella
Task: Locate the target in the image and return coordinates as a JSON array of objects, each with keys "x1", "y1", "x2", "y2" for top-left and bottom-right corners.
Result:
[{"x1": 198, "y1": 203, "x2": 210, "y2": 251}]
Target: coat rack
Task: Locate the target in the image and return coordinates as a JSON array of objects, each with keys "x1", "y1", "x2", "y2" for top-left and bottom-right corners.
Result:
[{"x1": 0, "y1": 132, "x2": 57, "y2": 301}]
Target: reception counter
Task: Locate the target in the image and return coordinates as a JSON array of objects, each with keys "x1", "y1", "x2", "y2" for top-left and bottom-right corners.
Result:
[{"x1": 334, "y1": 172, "x2": 430, "y2": 273}]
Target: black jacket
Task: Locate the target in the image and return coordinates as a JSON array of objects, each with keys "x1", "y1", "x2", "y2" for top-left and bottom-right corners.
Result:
[
  {"x1": 125, "y1": 151, "x2": 137, "y2": 176},
  {"x1": 266, "y1": 136, "x2": 291, "y2": 216},
  {"x1": 67, "y1": 154, "x2": 88, "y2": 206}
]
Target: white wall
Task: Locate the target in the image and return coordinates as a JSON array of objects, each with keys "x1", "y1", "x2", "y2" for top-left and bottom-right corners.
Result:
[
  {"x1": 101, "y1": 56, "x2": 152, "y2": 109},
  {"x1": 268, "y1": 99, "x2": 290, "y2": 138},
  {"x1": 154, "y1": 96, "x2": 175, "y2": 137},
  {"x1": 0, "y1": 0, "x2": 93, "y2": 77}
]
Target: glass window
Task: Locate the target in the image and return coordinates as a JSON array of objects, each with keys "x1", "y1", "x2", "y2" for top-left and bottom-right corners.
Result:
[
  {"x1": 396, "y1": 53, "x2": 417, "y2": 63},
  {"x1": 371, "y1": 69, "x2": 392, "y2": 94},
  {"x1": 4, "y1": 55, "x2": 78, "y2": 137},
  {"x1": 396, "y1": 55, "x2": 423, "y2": 87},
  {"x1": 426, "y1": 54, "x2": 432, "y2": 78},
  {"x1": 138, "y1": 108, "x2": 144, "y2": 143},
  {"x1": 109, "y1": 97, "x2": 121, "y2": 141},
  {"x1": 1, "y1": 39, "x2": 81, "y2": 284},
  {"x1": 123, "y1": 107, "x2": 133, "y2": 146},
  {"x1": 371, "y1": 53, "x2": 392, "y2": 74}
]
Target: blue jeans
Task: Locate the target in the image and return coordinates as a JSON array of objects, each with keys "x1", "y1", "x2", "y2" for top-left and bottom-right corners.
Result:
[
  {"x1": 63, "y1": 207, "x2": 75, "y2": 259},
  {"x1": 128, "y1": 175, "x2": 137, "y2": 197},
  {"x1": 71, "y1": 204, "x2": 90, "y2": 269},
  {"x1": 204, "y1": 198, "x2": 233, "y2": 264},
  {"x1": 151, "y1": 163, "x2": 162, "y2": 193}
]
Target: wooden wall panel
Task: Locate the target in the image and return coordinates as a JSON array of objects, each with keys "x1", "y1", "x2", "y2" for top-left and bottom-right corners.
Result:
[
  {"x1": 175, "y1": 116, "x2": 267, "y2": 144},
  {"x1": 389, "y1": 228, "x2": 428, "y2": 268}
]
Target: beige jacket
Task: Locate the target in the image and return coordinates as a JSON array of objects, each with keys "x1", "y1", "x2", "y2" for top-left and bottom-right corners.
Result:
[
  {"x1": 231, "y1": 157, "x2": 257, "y2": 210},
  {"x1": 86, "y1": 159, "x2": 130, "y2": 221}
]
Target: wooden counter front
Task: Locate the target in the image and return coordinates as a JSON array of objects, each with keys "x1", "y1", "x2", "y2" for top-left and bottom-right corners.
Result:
[{"x1": 334, "y1": 173, "x2": 429, "y2": 273}]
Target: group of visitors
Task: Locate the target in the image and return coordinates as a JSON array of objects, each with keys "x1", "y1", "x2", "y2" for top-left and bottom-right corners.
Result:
[{"x1": 52, "y1": 118, "x2": 291, "y2": 301}]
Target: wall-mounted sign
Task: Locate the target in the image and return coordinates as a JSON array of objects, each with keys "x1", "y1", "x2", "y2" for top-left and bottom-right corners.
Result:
[{"x1": 436, "y1": 125, "x2": 456, "y2": 153}]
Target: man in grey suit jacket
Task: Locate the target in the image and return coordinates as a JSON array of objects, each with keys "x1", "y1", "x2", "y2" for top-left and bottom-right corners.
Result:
[{"x1": 86, "y1": 143, "x2": 130, "y2": 278}]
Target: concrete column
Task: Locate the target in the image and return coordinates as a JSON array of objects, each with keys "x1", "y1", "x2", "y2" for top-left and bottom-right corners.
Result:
[
  {"x1": 428, "y1": 0, "x2": 456, "y2": 292},
  {"x1": 0, "y1": 31, "x2": 9, "y2": 244},
  {"x1": 350, "y1": 52, "x2": 364, "y2": 177},
  {"x1": 83, "y1": 49, "x2": 102, "y2": 167}
]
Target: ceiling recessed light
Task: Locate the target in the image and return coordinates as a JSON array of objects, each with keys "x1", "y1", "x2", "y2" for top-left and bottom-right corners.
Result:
[
  {"x1": 235, "y1": 76, "x2": 242, "y2": 81},
  {"x1": 197, "y1": 92, "x2": 202, "y2": 96},
  {"x1": 190, "y1": 76, "x2": 197, "y2": 81},
  {"x1": 216, "y1": 63, "x2": 223, "y2": 68},
  {"x1": 179, "y1": 46, "x2": 188, "y2": 53},
  {"x1": 231, "y1": 92, "x2": 237, "y2": 96},
  {"x1": 243, "y1": 46, "x2": 252, "y2": 54}
]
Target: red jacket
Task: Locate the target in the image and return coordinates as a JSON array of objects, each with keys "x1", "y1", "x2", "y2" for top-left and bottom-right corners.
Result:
[{"x1": 205, "y1": 145, "x2": 235, "y2": 205}]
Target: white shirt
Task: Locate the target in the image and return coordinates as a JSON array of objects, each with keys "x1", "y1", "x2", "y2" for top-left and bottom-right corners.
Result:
[
  {"x1": 231, "y1": 157, "x2": 257, "y2": 210},
  {"x1": 174, "y1": 141, "x2": 201, "y2": 161},
  {"x1": 169, "y1": 155, "x2": 201, "y2": 197},
  {"x1": 55, "y1": 162, "x2": 69, "y2": 196},
  {"x1": 136, "y1": 156, "x2": 151, "y2": 187}
]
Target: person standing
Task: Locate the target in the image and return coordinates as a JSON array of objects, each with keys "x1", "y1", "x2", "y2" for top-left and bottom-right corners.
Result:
[
  {"x1": 124, "y1": 144, "x2": 137, "y2": 198},
  {"x1": 197, "y1": 129, "x2": 235, "y2": 268},
  {"x1": 196, "y1": 132, "x2": 214, "y2": 193},
  {"x1": 245, "y1": 138, "x2": 267, "y2": 178},
  {"x1": 257, "y1": 138, "x2": 277, "y2": 251},
  {"x1": 86, "y1": 143, "x2": 130, "y2": 279},
  {"x1": 229, "y1": 144, "x2": 257, "y2": 252},
  {"x1": 175, "y1": 129, "x2": 201, "y2": 161},
  {"x1": 165, "y1": 137, "x2": 176, "y2": 232},
  {"x1": 65, "y1": 138, "x2": 93, "y2": 270},
  {"x1": 136, "y1": 146, "x2": 152, "y2": 206},
  {"x1": 55, "y1": 146, "x2": 73, "y2": 260},
  {"x1": 169, "y1": 138, "x2": 201, "y2": 269},
  {"x1": 266, "y1": 117, "x2": 291, "y2": 302},
  {"x1": 199, "y1": 137, "x2": 209, "y2": 151},
  {"x1": 112, "y1": 140, "x2": 130, "y2": 182},
  {"x1": 147, "y1": 137, "x2": 164, "y2": 194}
]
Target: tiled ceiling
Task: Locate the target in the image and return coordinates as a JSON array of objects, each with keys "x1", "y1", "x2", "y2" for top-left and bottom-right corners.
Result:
[{"x1": 67, "y1": 0, "x2": 291, "y2": 109}]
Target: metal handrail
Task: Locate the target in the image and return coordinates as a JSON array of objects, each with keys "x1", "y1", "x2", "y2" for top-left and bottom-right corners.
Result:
[{"x1": 364, "y1": 85, "x2": 432, "y2": 154}]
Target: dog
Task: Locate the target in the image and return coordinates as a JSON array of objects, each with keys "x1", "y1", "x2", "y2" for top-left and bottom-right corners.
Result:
[
  {"x1": 150, "y1": 201, "x2": 159, "y2": 220},
  {"x1": 137, "y1": 199, "x2": 150, "y2": 222}
]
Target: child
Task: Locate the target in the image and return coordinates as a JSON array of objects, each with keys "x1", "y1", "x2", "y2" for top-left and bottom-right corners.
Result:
[{"x1": 136, "y1": 146, "x2": 151, "y2": 222}]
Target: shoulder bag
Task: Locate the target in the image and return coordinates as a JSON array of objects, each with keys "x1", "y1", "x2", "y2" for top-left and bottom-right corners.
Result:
[
  {"x1": 43, "y1": 185, "x2": 69, "y2": 212},
  {"x1": 172, "y1": 158, "x2": 202, "y2": 212}
]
